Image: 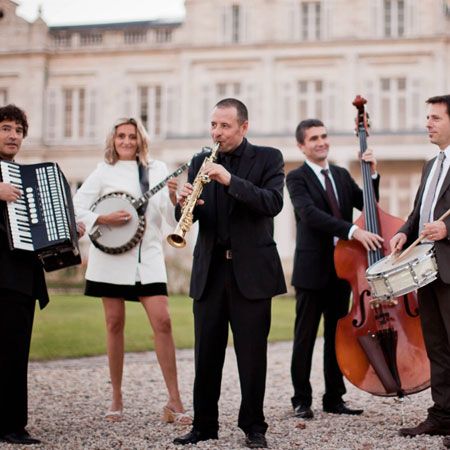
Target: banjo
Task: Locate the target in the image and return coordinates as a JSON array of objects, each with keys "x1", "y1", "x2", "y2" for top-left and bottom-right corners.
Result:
[{"x1": 89, "y1": 162, "x2": 189, "y2": 254}]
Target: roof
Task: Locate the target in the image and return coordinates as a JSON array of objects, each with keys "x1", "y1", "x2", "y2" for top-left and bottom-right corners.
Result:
[{"x1": 50, "y1": 19, "x2": 181, "y2": 32}]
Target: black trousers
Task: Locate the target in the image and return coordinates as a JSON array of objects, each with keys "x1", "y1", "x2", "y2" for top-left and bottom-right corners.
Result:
[
  {"x1": 192, "y1": 251, "x2": 271, "y2": 435},
  {"x1": 291, "y1": 277, "x2": 350, "y2": 409},
  {"x1": 418, "y1": 278, "x2": 450, "y2": 426},
  {"x1": 0, "y1": 289, "x2": 36, "y2": 435}
]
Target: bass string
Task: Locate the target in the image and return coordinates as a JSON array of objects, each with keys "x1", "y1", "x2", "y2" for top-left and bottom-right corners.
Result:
[{"x1": 359, "y1": 129, "x2": 383, "y2": 266}]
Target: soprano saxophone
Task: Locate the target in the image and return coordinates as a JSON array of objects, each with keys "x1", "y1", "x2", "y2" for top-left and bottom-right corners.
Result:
[{"x1": 167, "y1": 142, "x2": 220, "y2": 248}]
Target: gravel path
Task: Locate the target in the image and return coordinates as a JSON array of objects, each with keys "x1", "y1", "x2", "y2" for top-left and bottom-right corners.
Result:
[{"x1": 1, "y1": 340, "x2": 445, "y2": 449}]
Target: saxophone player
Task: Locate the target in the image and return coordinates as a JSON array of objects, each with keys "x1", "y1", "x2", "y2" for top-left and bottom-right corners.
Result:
[{"x1": 173, "y1": 98, "x2": 286, "y2": 449}]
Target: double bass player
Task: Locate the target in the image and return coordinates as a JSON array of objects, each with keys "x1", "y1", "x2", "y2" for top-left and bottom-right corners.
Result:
[{"x1": 286, "y1": 118, "x2": 383, "y2": 419}]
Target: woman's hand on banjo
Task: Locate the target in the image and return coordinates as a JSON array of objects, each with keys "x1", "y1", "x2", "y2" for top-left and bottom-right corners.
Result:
[{"x1": 96, "y1": 210, "x2": 132, "y2": 226}]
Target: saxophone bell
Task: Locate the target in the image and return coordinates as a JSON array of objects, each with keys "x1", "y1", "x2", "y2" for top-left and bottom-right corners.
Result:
[{"x1": 166, "y1": 224, "x2": 188, "y2": 248}]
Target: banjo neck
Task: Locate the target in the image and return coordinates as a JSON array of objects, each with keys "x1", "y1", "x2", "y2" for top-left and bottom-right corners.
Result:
[{"x1": 132, "y1": 162, "x2": 189, "y2": 211}]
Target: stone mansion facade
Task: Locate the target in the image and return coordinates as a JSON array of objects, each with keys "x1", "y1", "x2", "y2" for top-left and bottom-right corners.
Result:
[{"x1": 0, "y1": 0, "x2": 449, "y2": 286}]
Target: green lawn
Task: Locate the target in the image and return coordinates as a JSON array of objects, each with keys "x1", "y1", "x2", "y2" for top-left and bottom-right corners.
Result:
[{"x1": 30, "y1": 294, "x2": 296, "y2": 361}]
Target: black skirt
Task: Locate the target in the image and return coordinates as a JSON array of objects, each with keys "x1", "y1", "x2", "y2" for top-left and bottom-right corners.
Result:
[{"x1": 85, "y1": 280, "x2": 168, "y2": 302}]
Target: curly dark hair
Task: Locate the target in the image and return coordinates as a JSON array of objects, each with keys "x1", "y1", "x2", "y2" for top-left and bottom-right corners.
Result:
[{"x1": 0, "y1": 104, "x2": 28, "y2": 137}]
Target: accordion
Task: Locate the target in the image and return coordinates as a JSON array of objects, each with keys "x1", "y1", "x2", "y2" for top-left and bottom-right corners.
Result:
[{"x1": 0, "y1": 160, "x2": 81, "y2": 272}]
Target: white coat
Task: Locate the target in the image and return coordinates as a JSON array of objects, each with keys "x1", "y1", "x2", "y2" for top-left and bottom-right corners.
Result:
[{"x1": 73, "y1": 159, "x2": 177, "y2": 285}]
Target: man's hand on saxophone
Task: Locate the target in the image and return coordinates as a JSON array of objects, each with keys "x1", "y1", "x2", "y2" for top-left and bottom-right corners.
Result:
[
  {"x1": 177, "y1": 182, "x2": 205, "y2": 208},
  {"x1": 201, "y1": 162, "x2": 231, "y2": 186},
  {"x1": 168, "y1": 143, "x2": 220, "y2": 248}
]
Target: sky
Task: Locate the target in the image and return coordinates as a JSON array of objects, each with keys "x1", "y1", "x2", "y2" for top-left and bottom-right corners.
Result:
[{"x1": 15, "y1": 0, "x2": 185, "y2": 25}]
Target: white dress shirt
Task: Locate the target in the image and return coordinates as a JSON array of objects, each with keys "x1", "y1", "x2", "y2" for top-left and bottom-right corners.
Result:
[{"x1": 420, "y1": 145, "x2": 450, "y2": 227}]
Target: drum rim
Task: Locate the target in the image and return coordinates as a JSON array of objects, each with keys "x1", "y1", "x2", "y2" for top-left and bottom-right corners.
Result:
[
  {"x1": 367, "y1": 244, "x2": 438, "y2": 301},
  {"x1": 366, "y1": 243, "x2": 435, "y2": 277}
]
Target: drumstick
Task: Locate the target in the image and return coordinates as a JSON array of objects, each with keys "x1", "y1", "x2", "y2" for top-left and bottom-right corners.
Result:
[{"x1": 395, "y1": 208, "x2": 450, "y2": 262}]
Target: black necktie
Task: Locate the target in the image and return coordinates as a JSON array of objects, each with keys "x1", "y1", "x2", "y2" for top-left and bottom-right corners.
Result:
[
  {"x1": 321, "y1": 169, "x2": 342, "y2": 219},
  {"x1": 220, "y1": 153, "x2": 232, "y2": 171},
  {"x1": 216, "y1": 153, "x2": 234, "y2": 246}
]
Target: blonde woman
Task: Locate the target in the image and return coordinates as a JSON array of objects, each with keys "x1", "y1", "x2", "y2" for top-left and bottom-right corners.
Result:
[{"x1": 74, "y1": 118, "x2": 190, "y2": 425}]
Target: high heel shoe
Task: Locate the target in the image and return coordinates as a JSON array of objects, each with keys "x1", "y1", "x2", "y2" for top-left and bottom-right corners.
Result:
[
  {"x1": 162, "y1": 406, "x2": 192, "y2": 425},
  {"x1": 104, "y1": 409, "x2": 123, "y2": 422}
]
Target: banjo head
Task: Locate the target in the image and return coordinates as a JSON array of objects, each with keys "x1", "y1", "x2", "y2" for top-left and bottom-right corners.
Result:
[{"x1": 89, "y1": 192, "x2": 146, "y2": 254}]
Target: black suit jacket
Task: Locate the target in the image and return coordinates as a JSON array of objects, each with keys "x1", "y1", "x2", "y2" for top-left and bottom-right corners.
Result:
[
  {"x1": 181, "y1": 139, "x2": 287, "y2": 300},
  {"x1": 399, "y1": 155, "x2": 450, "y2": 284},
  {"x1": 287, "y1": 162, "x2": 380, "y2": 290},
  {"x1": 0, "y1": 201, "x2": 48, "y2": 308}
]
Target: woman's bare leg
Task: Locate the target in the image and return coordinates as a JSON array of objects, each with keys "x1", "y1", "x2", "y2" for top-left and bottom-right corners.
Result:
[
  {"x1": 140, "y1": 295, "x2": 185, "y2": 413},
  {"x1": 102, "y1": 297, "x2": 125, "y2": 413}
]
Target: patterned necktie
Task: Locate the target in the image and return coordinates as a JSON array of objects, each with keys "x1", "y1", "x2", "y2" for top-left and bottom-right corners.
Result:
[
  {"x1": 419, "y1": 151, "x2": 446, "y2": 232},
  {"x1": 321, "y1": 169, "x2": 342, "y2": 219}
]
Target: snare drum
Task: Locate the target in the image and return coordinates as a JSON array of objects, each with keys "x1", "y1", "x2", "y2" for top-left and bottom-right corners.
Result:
[{"x1": 366, "y1": 243, "x2": 438, "y2": 301}]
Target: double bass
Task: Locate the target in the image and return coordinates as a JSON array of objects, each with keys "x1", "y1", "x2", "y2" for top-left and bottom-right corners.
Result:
[{"x1": 334, "y1": 96, "x2": 430, "y2": 397}]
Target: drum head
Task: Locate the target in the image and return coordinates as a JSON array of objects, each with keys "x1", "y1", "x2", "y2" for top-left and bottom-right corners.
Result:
[{"x1": 366, "y1": 243, "x2": 434, "y2": 275}]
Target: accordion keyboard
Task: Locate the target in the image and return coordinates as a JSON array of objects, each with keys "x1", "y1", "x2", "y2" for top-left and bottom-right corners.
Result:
[
  {"x1": 1, "y1": 162, "x2": 33, "y2": 250},
  {"x1": 1, "y1": 161, "x2": 72, "y2": 252}
]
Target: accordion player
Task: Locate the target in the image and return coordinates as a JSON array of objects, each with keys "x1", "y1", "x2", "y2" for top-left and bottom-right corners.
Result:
[{"x1": 0, "y1": 160, "x2": 81, "y2": 272}]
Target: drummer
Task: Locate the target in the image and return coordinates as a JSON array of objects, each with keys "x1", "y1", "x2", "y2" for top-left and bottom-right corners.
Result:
[{"x1": 390, "y1": 95, "x2": 450, "y2": 441}]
